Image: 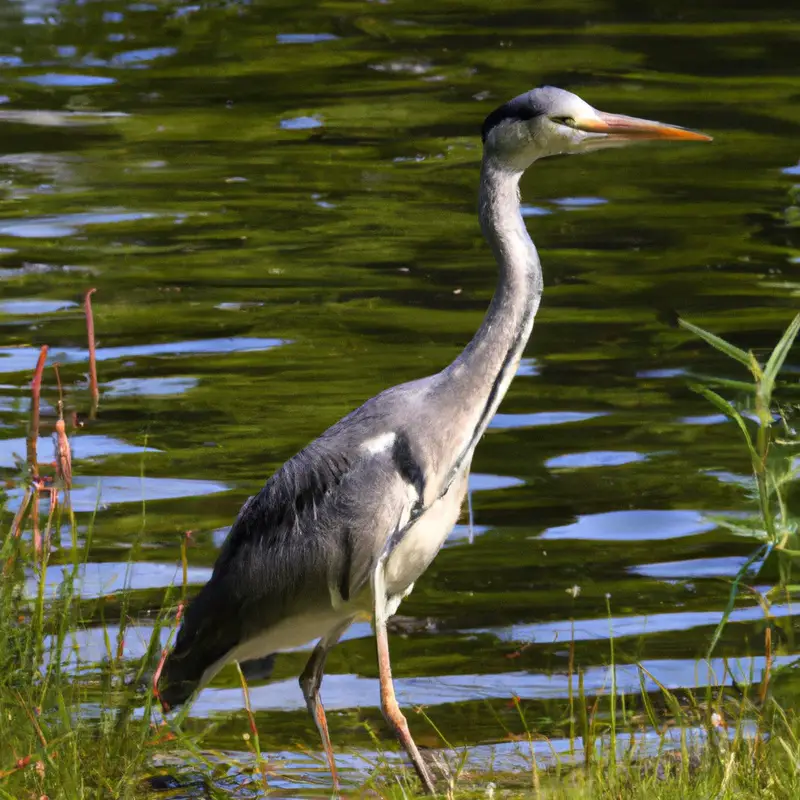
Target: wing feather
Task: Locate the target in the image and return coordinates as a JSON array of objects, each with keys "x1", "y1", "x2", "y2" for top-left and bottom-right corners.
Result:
[{"x1": 158, "y1": 432, "x2": 418, "y2": 707}]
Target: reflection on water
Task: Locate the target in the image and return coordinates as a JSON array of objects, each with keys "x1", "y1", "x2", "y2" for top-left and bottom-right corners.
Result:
[
  {"x1": 541, "y1": 510, "x2": 718, "y2": 541},
  {"x1": 0, "y1": 433, "x2": 158, "y2": 468},
  {"x1": 189, "y1": 655, "x2": 792, "y2": 715},
  {"x1": 103, "y1": 376, "x2": 198, "y2": 397},
  {"x1": 489, "y1": 410, "x2": 609, "y2": 429},
  {"x1": 0, "y1": 210, "x2": 155, "y2": 238},
  {"x1": 28, "y1": 561, "x2": 214, "y2": 601},
  {"x1": 8, "y1": 475, "x2": 229, "y2": 513},
  {"x1": 479, "y1": 602, "x2": 794, "y2": 646},
  {"x1": 0, "y1": 336, "x2": 284, "y2": 373},
  {"x1": 0, "y1": 298, "x2": 77, "y2": 315},
  {"x1": 0, "y1": 0, "x2": 798, "y2": 790}
]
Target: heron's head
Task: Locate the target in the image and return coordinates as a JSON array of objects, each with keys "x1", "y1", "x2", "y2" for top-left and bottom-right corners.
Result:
[{"x1": 482, "y1": 86, "x2": 711, "y2": 171}]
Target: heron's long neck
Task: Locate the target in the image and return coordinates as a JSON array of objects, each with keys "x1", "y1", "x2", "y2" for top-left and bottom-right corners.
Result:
[{"x1": 440, "y1": 158, "x2": 543, "y2": 466}]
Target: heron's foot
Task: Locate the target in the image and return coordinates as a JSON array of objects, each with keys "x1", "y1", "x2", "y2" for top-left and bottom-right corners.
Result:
[{"x1": 389, "y1": 712, "x2": 437, "y2": 794}]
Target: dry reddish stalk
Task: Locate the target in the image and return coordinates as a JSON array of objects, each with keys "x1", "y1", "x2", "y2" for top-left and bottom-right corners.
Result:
[
  {"x1": 54, "y1": 419, "x2": 72, "y2": 491},
  {"x1": 28, "y1": 345, "x2": 48, "y2": 479},
  {"x1": 6, "y1": 487, "x2": 32, "y2": 573},
  {"x1": 51, "y1": 364, "x2": 72, "y2": 491},
  {"x1": 152, "y1": 602, "x2": 184, "y2": 710},
  {"x1": 43, "y1": 486, "x2": 58, "y2": 558},
  {"x1": 14, "y1": 690, "x2": 48, "y2": 749},
  {"x1": 760, "y1": 626, "x2": 773, "y2": 705},
  {"x1": 32, "y1": 491, "x2": 41, "y2": 558},
  {"x1": 0, "y1": 754, "x2": 31, "y2": 779},
  {"x1": 84, "y1": 288, "x2": 99, "y2": 412},
  {"x1": 236, "y1": 662, "x2": 271, "y2": 791},
  {"x1": 9, "y1": 488, "x2": 32, "y2": 542}
]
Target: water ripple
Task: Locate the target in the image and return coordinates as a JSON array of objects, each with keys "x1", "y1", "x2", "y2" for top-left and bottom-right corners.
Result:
[
  {"x1": 0, "y1": 298, "x2": 77, "y2": 315},
  {"x1": 546, "y1": 451, "x2": 645, "y2": 469},
  {"x1": 27, "y1": 561, "x2": 214, "y2": 601},
  {"x1": 20, "y1": 73, "x2": 116, "y2": 87},
  {"x1": 276, "y1": 33, "x2": 338, "y2": 44},
  {"x1": 0, "y1": 210, "x2": 155, "y2": 238},
  {"x1": 0, "y1": 336, "x2": 284, "y2": 374},
  {"x1": 478, "y1": 602, "x2": 793, "y2": 645},
  {"x1": 8, "y1": 475, "x2": 229, "y2": 513},
  {"x1": 0, "y1": 434, "x2": 158, "y2": 469},
  {"x1": 189, "y1": 654, "x2": 791, "y2": 715},
  {"x1": 110, "y1": 47, "x2": 177, "y2": 66},
  {"x1": 490, "y1": 411, "x2": 608, "y2": 429},
  {"x1": 104, "y1": 376, "x2": 198, "y2": 397},
  {"x1": 541, "y1": 509, "x2": 716, "y2": 541},
  {"x1": 630, "y1": 555, "x2": 755, "y2": 579}
]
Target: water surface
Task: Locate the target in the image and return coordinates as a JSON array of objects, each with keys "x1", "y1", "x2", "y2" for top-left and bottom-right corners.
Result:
[{"x1": 1, "y1": 0, "x2": 798, "y2": 791}]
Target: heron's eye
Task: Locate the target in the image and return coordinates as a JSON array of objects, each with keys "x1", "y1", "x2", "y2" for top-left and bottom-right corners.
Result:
[{"x1": 550, "y1": 116, "x2": 576, "y2": 128}]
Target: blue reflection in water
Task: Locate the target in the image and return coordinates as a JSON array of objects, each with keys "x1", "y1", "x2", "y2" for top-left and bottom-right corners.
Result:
[
  {"x1": 546, "y1": 450, "x2": 645, "y2": 469},
  {"x1": 280, "y1": 116, "x2": 323, "y2": 130},
  {"x1": 490, "y1": 410, "x2": 608, "y2": 429},
  {"x1": 0, "y1": 434, "x2": 159, "y2": 469},
  {"x1": 20, "y1": 73, "x2": 116, "y2": 87},
  {"x1": 0, "y1": 210, "x2": 156, "y2": 238},
  {"x1": 110, "y1": 47, "x2": 177, "y2": 66},
  {"x1": 0, "y1": 336, "x2": 284, "y2": 374},
  {"x1": 0, "y1": 299, "x2": 77, "y2": 315},
  {"x1": 541, "y1": 509, "x2": 716, "y2": 541},
  {"x1": 104, "y1": 376, "x2": 199, "y2": 397},
  {"x1": 276, "y1": 33, "x2": 338, "y2": 44}
]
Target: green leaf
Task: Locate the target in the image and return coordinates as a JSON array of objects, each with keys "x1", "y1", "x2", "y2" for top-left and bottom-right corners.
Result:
[
  {"x1": 688, "y1": 383, "x2": 759, "y2": 465},
  {"x1": 637, "y1": 667, "x2": 660, "y2": 731},
  {"x1": 749, "y1": 351, "x2": 764, "y2": 381},
  {"x1": 707, "y1": 543, "x2": 770, "y2": 658},
  {"x1": 689, "y1": 374, "x2": 756, "y2": 393},
  {"x1": 762, "y1": 313, "x2": 800, "y2": 401},
  {"x1": 679, "y1": 318, "x2": 754, "y2": 370}
]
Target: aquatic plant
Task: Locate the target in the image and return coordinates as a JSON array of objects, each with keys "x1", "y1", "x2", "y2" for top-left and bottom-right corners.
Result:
[{"x1": 678, "y1": 314, "x2": 800, "y2": 656}]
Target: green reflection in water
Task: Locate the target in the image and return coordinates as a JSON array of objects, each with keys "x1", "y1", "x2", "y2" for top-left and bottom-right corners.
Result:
[{"x1": 0, "y1": 0, "x2": 798, "y2": 790}]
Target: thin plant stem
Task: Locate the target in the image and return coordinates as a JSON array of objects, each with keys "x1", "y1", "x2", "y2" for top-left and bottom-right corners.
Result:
[
  {"x1": 152, "y1": 602, "x2": 184, "y2": 709},
  {"x1": 9, "y1": 488, "x2": 32, "y2": 542},
  {"x1": 28, "y1": 345, "x2": 48, "y2": 481},
  {"x1": 53, "y1": 364, "x2": 72, "y2": 494},
  {"x1": 606, "y1": 595, "x2": 617, "y2": 784},
  {"x1": 181, "y1": 531, "x2": 190, "y2": 602},
  {"x1": 235, "y1": 661, "x2": 270, "y2": 793},
  {"x1": 84, "y1": 287, "x2": 99, "y2": 416},
  {"x1": 31, "y1": 491, "x2": 41, "y2": 560},
  {"x1": 568, "y1": 620, "x2": 575, "y2": 758},
  {"x1": 760, "y1": 626, "x2": 773, "y2": 706}
]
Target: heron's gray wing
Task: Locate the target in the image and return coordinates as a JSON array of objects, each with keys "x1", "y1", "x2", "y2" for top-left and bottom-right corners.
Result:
[
  {"x1": 159, "y1": 433, "x2": 418, "y2": 707},
  {"x1": 215, "y1": 436, "x2": 416, "y2": 614}
]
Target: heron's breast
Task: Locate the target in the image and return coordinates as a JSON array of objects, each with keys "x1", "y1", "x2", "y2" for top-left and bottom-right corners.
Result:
[{"x1": 384, "y1": 469, "x2": 469, "y2": 596}]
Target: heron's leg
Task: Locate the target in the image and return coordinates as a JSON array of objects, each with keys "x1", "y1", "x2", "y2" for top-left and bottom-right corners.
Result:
[
  {"x1": 299, "y1": 618, "x2": 353, "y2": 793},
  {"x1": 372, "y1": 563, "x2": 436, "y2": 795}
]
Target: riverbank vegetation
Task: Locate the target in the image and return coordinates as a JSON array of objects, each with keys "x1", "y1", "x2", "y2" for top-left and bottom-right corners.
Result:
[{"x1": 1, "y1": 310, "x2": 798, "y2": 798}]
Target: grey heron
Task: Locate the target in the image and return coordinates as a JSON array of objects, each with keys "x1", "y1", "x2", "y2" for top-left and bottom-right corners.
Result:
[{"x1": 158, "y1": 86, "x2": 710, "y2": 794}]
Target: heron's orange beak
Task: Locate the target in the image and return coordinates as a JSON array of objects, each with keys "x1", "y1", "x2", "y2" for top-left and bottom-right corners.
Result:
[{"x1": 575, "y1": 111, "x2": 712, "y2": 142}]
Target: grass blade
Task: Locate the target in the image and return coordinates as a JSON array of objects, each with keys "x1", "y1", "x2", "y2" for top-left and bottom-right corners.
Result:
[
  {"x1": 706, "y1": 543, "x2": 770, "y2": 657},
  {"x1": 688, "y1": 384, "x2": 759, "y2": 464},
  {"x1": 679, "y1": 318, "x2": 753, "y2": 370},
  {"x1": 762, "y1": 313, "x2": 800, "y2": 399}
]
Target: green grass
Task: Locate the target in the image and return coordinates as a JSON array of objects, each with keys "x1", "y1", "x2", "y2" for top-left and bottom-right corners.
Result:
[{"x1": 1, "y1": 315, "x2": 799, "y2": 798}]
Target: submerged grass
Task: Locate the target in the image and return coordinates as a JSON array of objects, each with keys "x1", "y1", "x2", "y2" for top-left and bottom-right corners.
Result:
[{"x1": 1, "y1": 315, "x2": 799, "y2": 798}]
